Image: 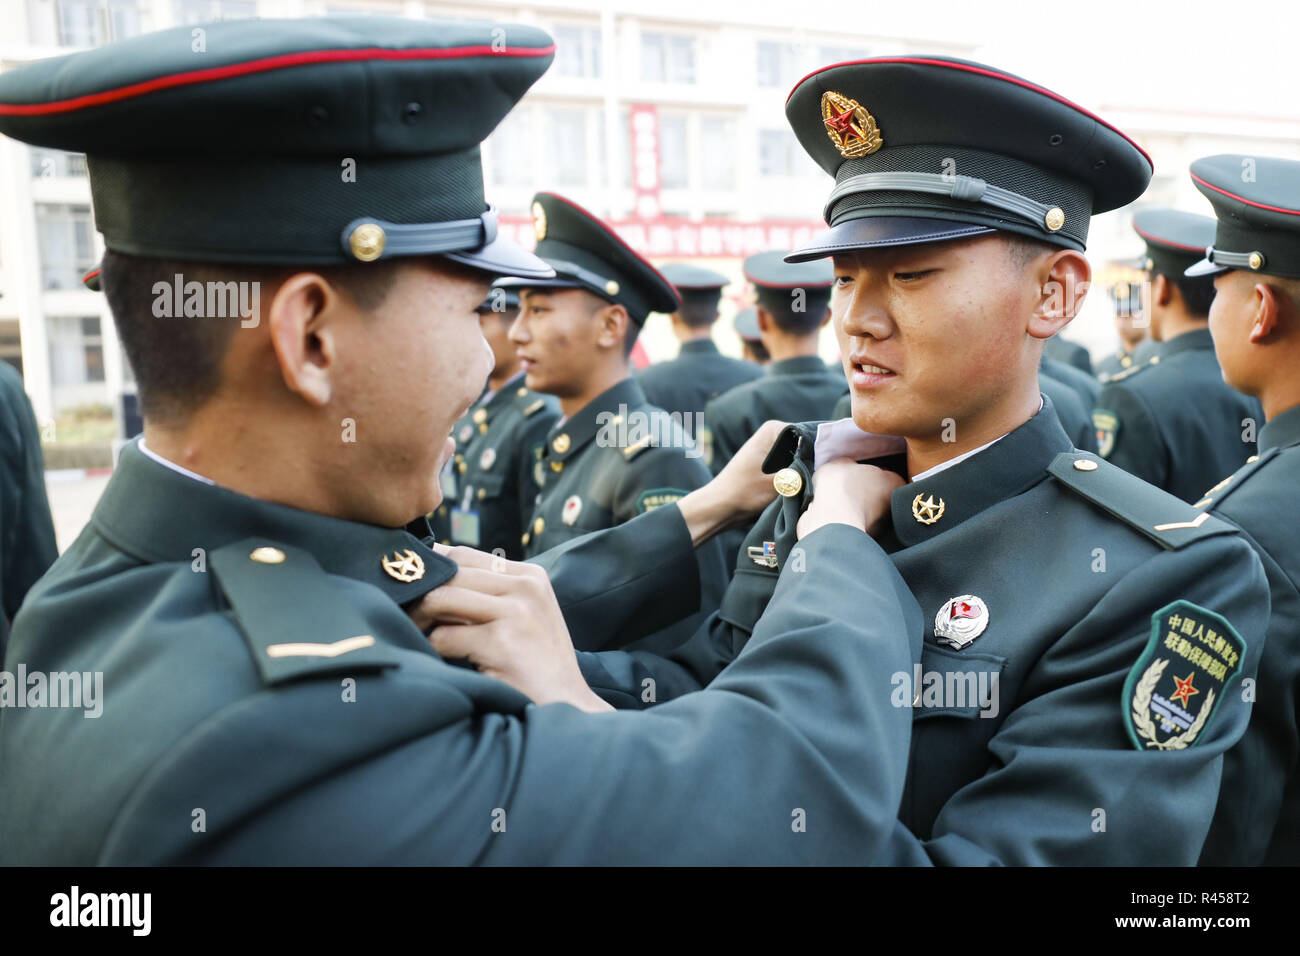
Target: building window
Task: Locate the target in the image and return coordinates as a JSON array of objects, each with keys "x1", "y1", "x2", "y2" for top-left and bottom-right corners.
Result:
[
  {"x1": 35, "y1": 204, "x2": 97, "y2": 292},
  {"x1": 550, "y1": 109, "x2": 588, "y2": 187},
  {"x1": 641, "y1": 32, "x2": 696, "y2": 84},
  {"x1": 700, "y1": 117, "x2": 737, "y2": 190},
  {"x1": 487, "y1": 106, "x2": 535, "y2": 187},
  {"x1": 47, "y1": 315, "x2": 104, "y2": 387},
  {"x1": 28, "y1": 0, "x2": 144, "y2": 46},
  {"x1": 173, "y1": 0, "x2": 257, "y2": 24},
  {"x1": 817, "y1": 44, "x2": 870, "y2": 66},
  {"x1": 659, "y1": 114, "x2": 688, "y2": 189},
  {"x1": 553, "y1": 24, "x2": 602, "y2": 79},
  {"x1": 758, "y1": 128, "x2": 800, "y2": 178},
  {"x1": 756, "y1": 41, "x2": 798, "y2": 88},
  {"x1": 29, "y1": 148, "x2": 88, "y2": 179}
]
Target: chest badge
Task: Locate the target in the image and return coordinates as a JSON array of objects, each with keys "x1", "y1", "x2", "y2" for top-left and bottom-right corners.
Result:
[
  {"x1": 381, "y1": 549, "x2": 425, "y2": 583},
  {"x1": 479, "y1": 447, "x2": 497, "y2": 471},
  {"x1": 562, "y1": 495, "x2": 583, "y2": 526},
  {"x1": 747, "y1": 541, "x2": 778, "y2": 569},
  {"x1": 912, "y1": 493, "x2": 946, "y2": 525},
  {"x1": 934, "y1": 594, "x2": 989, "y2": 649}
]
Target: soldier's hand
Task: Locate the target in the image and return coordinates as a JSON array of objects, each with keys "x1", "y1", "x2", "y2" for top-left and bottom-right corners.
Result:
[
  {"x1": 679, "y1": 419, "x2": 787, "y2": 545},
  {"x1": 796, "y1": 458, "x2": 903, "y2": 540},
  {"x1": 410, "y1": 546, "x2": 614, "y2": 713}
]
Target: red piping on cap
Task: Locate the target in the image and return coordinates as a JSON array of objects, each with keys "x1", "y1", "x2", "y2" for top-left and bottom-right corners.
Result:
[
  {"x1": 1132, "y1": 223, "x2": 1205, "y2": 252},
  {"x1": 742, "y1": 266, "x2": 833, "y2": 290},
  {"x1": 1191, "y1": 171, "x2": 1300, "y2": 217},
  {"x1": 786, "y1": 56, "x2": 1152, "y2": 171},
  {"x1": 82, "y1": 268, "x2": 101, "y2": 282},
  {"x1": 0, "y1": 43, "x2": 557, "y2": 116}
]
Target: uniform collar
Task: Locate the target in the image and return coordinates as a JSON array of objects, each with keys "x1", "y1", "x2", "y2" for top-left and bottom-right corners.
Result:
[
  {"x1": 544, "y1": 377, "x2": 647, "y2": 463},
  {"x1": 1261, "y1": 403, "x2": 1300, "y2": 454},
  {"x1": 679, "y1": 338, "x2": 719, "y2": 356},
  {"x1": 1158, "y1": 326, "x2": 1215, "y2": 359},
  {"x1": 93, "y1": 441, "x2": 456, "y2": 605},
  {"x1": 768, "y1": 354, "x2": 831, "y2": 377},
  {"x1": 477, "y1": 370, "x2": 528, "y2": 419},
  {"x1": 890, "y1": 398, "x2": 1071, "y2": 548}
]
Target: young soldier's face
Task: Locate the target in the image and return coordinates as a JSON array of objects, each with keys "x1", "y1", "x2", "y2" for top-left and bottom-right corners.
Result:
[
  {"x1": 334, "y1": 258, "x2": 492, "y2": 522},
  {"x1": 832, "y1": 234, "x2": 1042, "y2": 439},
  {"x1": 480, "y1": 307, "x2": 520, "y2": 379},
  {"x1": 510, "y1": 288, "x2": 607, "y2": 397},
  {"x1": 1208, "y1": 270, "x2": 1262, "y2": 396}
]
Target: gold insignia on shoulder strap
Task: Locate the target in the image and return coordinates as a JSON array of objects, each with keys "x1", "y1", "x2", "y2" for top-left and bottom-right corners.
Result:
[
  {"x1": 623, "y1": 434, "x2": 654, "y2": 459},
  {"x1": 1153, "y1": 512, "x2": 1211, "y2": 532},
  {"x1": 266, "y1": 635, "x2": 376, "y2": 658},
  {"x1": 524, "y1": 399, "x2": 545, "y2": 416}
]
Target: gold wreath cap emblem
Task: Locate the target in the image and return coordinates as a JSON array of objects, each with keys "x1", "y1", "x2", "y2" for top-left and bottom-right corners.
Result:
[
  {"x1": 912, "y1": 493, "x2": 945, "y2": 525},
  {"x1": 381, "y1": 548, "x2": 425, "y2": 582},
  {"x1": 532, "y1": 201, "x2": 547, "y2": 242},
  {"x1": 821, "y1": 90, "x2": 883, "y2": 159}
]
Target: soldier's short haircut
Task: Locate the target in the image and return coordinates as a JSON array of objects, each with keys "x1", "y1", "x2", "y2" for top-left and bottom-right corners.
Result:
[
  {"x1": 677, "y1": 289, "x2": 722, "y2": 329},
  {"x1": 755, "y1": 286, "x2": 832, "y2": 335},
  {"x1": 1171, "y1": 273, "x2": 1216, "y2": 319},
  {"x1": 100, "y1": 250, "x2": 401, "y2": 425},
  {"x1": 1002, "y1": 233, "x2": 1060, "y2": 270}
]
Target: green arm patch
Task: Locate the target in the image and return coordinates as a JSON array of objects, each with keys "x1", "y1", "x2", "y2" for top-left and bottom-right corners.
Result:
[
  {"x1": 636, "y1": 488, "x2": 688, "y2": 514},
  {"x1": 1123, "y1": 600, "x2": 1246, "y2": 751},
  {"x1": 1093, "y1": 409, "x2": 1119, "y2": 459}
]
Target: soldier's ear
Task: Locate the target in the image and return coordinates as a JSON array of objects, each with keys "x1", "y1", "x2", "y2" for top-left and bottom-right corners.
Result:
[
  {"x1": 1028, "y1": 249, "x2": 1090, "y2": 339},
  {"x1": 1152, "y1": 273, "x2": 1174, "y2": 308},
  {"x1": 818, "y1": 306, "x2": 833, "y2": 328},
  {"x1": 594, "y1": 302, "x2": 630, "y2": 352},
  {"x1": 267, "y1": 271, "x2": 341, "y2": 406},
  {"x1": 1249, "y1": 283, "x2": 1281, "y2": 344},
  {"x1": 756, "y1": 306, "x2": 773, "y2": 333}
]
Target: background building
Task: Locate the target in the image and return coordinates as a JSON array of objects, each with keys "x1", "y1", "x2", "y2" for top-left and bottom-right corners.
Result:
[{"x1": 2, "y1": 0, "x2": 1299, "y2": 466}]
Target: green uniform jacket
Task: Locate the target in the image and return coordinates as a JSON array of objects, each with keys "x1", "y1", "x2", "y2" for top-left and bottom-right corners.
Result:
[
  {"x1": 0, "y1": 362, "x2": 57, "y2": 656},
  {"x1": 1095, "y1": 348, "x2": 1136, "y2": 384},
  {"x1": 0, "y1": 440, "x2": 930, "y2": 865},
  {"x1": 1197, "y1": 404, "x2": 1300, "y2": 865},
  {"x1": 701, "y1": 355, "x2": 847, "y2": 475},
  {"x1": 577, "y1": 401, "x2": 1270, "y2": 864},
  {"x1": 429, "y1": 374, "x2": 558, "y2": 560},
  {"x1": 523, "y1": 378, "x2": 727, "y2": 654},
  {"x1": 1093, "y1": 329, "x2": 1263, "y2": 504},
  {"x1": 1042, "y1": 354, "x2": 1099, "y2": 408},
  {"x1": 635, "y1": 339, "x2": 762, "y2": 440},
  {"x1": 1044, "y1": 335, "x2": 1094, "y2": 375}
]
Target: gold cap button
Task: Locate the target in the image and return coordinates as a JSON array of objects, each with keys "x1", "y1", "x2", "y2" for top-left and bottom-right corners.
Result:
[
  {"x1": 348, "y1": 222, "x2": 386, "y2": 262},
  {"x1": 1044, "y1": 207, "x2": 1065, "y2": 232},
  {"x1": 1073, "y1": 459, "x2": 1099, "y2": 471},
  {"x1": 250, "y1": 546, "x2": 286, "y2": 564},
  {"x1": 552, "y1": 434, "x2": 571, "y2": 454},
  {"x1": 772, "y1": 467, "x2": 803, "y2": 497},
  {"x1": 1249, "y1": 251, "x2": 1264, "y2": 270},
  {"x1": 604, "y1": 280, "x2": 620, "y2": 296}
]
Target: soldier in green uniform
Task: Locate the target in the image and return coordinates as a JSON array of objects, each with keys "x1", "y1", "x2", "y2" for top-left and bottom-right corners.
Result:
[
  {"x1": 1094, "y1": 208, "x2": 1262, "y2": 502},
  {"x1": 733, "y1": 306, "x2": 769, "y2": 365},
  {"x1": 701, "y1": 251, "x2": 846, "y2": 474},
  {"x1": 1180, "y1": 155, "x2": 1300, "y2": 865},
  {"x1": 503, "y1": 192, "x2": 728, "y2": 651},
  {"x1": 1096, "y1": 279, "x2": 1146, "y2": 383},
  {"x1": 635, "y1": 263, "x2": 761, "y2": 439},
  {"x1": 569, "y1": 56, "x2": 1270, "y2": 864},
  {"x1": 0, "y1": 15, "x2": 949, "y2": 866},
  {"x1": 430, "y1": 288, "x2": 559, "y2": 559},
  {"x1": 1044, "y1": 332, "x2": 1094, "y2": 375},
  {"x1": 0, "y1": 361, "x2": 58, "y2": 655}
]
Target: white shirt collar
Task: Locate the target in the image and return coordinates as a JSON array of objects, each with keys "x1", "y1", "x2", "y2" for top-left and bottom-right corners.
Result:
[{"x1": 137, "y1": 437, "x2": 215, "y2": 486}]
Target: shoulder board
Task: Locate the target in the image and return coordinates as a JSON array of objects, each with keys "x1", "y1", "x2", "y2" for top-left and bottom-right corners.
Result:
[
  {"x1": 1195, "y1": 448, "x2": 1281, "y2": 511},
  {"x1": 210, "y1": 539, "x2": 403, "y2": 686},
  {"x1": 623, "y1": 433, "x2": 655, "y2": 460},
  {"x1": 523, "y1": 398, "x2": 546, "y2": 416},
  {"x1": 1107, "y1": 354, "x2": 1160, "y2": 384},
  {"x1": 760, "y1": 421, "x2": 821, "y2": 473},
  {"x1": 1048, "y1": 452, "x2": 1238, "y2": 551}
]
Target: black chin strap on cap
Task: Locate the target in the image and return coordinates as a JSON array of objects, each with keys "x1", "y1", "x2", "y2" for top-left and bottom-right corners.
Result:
[
  {"x1": 340, "y1": 207, "x2": 499, "y2": 262},
  {"x1": 824, "y1": 171, "x2": 1066, "y2": 236}
]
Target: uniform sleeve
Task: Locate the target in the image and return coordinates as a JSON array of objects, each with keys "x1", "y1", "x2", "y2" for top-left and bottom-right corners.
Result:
[
  {"x1": 1094, "y1": 382, "x2": 1168, "y2": 489},
  {"x1": 881, "y1": 534, "x2": 1270, "y2": 865},
  {"x1": 0, "y1": 376, "x2": 57, "y2": 620},
  {"x1": 702, "y1": 397, "x2": 746, "y2": 476},
  {"x1": 122, "y1": 524, "x2": 926, "y2": 865}
]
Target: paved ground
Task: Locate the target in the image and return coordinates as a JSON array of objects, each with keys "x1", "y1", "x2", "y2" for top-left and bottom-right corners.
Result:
[{"x1": 45, "y1": 471, "x2": 112, "y2": 553}]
